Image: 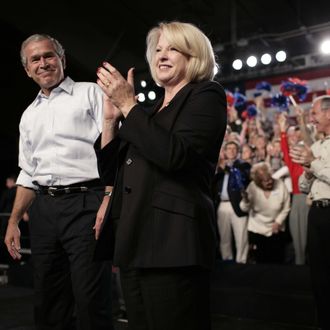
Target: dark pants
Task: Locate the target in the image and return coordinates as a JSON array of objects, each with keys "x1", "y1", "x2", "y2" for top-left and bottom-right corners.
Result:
[
  {"x1": 120, "y1": 266, "x2": 211, "y2": 330},
  {"x1": 307, "y1": 205, "x2": 330, "y2": 330},
  {"x1": 248, "y1": 231, "x2": 285, "y2": 264},
  {"x1": 29, "y1": 189, "x2": 113, "y2": 330}
]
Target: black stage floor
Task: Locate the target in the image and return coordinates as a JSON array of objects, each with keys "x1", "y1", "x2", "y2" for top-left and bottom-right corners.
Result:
[
  {"x1": 0, "y1": 284, "x2": 319, "y2": 330},
  {"x1": 0, "y1": 261, "x2": 321, "y2": 330}
]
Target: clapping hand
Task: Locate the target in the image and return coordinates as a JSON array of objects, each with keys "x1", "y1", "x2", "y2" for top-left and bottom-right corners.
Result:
[{"x1": 289, "y1": 143, "x2": 314, "y2": 167}]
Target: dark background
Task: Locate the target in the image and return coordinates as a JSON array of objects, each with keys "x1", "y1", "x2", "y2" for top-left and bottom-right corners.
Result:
[{"x1": 1, "y1": 0, "x2": 330, "y2": 191}]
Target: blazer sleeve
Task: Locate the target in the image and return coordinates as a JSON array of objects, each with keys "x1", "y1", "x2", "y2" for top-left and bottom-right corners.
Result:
[
  {"x1": 94, "y1": 134, "x2": 121, "y2": 185},
  {"x1": 118, "y1": 81, "x2": 227, "y2": 172}
]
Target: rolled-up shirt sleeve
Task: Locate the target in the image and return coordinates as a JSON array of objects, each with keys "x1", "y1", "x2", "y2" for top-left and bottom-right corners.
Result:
[
  {"x1": 310, "y1": 157, "x2": 330, "y2": 185},
  {"x1": 16, "y1": 117, "x2": 38, "y2": 189},
  {"x1": 298, "y1": 172, "x2": 314, "y2": 193},
  {"x1": 16, "y1": 169, "x2": 37, "y2": 189}
]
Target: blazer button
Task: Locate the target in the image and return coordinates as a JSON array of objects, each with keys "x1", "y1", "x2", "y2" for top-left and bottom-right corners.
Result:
[
  {"x1": 124, "y1": 186, "x2": 132, "y2": 194},
  {"x1": 126, "y1": 158, "x2": 133, "y2": 165}
]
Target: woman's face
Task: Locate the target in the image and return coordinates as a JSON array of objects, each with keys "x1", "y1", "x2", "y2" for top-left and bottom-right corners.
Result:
[
  {"x1": 242, "y1": 145, "x2": 252, "y2": 160},
  {"x1": 255, "y1": 136, "x2": 267, "y2": 150},
  {"x1": 153, "y1": 32, "x2": 189, "y2": 87},
  {"x1": 273, "y1": 141, "x2": 282, "y2": 155},
  {"x1": 256, "y1": 171, "x2": 274, "y2": 191}
]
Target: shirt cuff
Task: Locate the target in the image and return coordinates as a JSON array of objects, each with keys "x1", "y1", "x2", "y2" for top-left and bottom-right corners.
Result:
[{"x1": 16, "y1": 170, "x2": 38, "y2": 190}]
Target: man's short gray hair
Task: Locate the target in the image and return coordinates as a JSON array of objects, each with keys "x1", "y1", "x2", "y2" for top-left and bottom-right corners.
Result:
[
  {"x1": 312, "y1": 95, "x2": 330, "y2": 111},
  {"x1": 20, "y1": 34, "x2": 65, "y2": 67}
]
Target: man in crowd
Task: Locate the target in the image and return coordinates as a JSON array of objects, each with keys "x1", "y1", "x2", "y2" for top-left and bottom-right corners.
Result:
[{"x1": 290, "y1": 95, "x2": 330, "y2": 330}]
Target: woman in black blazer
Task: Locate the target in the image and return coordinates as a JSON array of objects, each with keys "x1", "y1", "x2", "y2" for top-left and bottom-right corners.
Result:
[{"x1": 95, "y1": 21, "x2": 227, "y2": 330}]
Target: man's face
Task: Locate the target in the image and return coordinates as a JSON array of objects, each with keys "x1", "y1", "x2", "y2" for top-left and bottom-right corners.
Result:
[
  {"x1": 224, "y1": 143, "x2": 238, "y2": 160},
  {"x1": 23, "y1": 39, "x2": 65, "y2": 95},
  {"x1": 310, "y1": 100, "x2": 330, "y2": 134}
]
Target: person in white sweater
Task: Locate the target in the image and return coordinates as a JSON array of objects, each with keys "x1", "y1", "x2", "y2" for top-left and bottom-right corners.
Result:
[{"x1": 240, "y1": 162, "x2": 291, "y2": 263}]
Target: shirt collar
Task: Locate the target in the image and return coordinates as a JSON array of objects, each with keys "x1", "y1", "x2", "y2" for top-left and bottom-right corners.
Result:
[
  {"x1": 32, "y1": 76, "x2": 74, "y2": 106},
  {"x1": 319, "y1": 135, "x2": 330, "y2": 144}
]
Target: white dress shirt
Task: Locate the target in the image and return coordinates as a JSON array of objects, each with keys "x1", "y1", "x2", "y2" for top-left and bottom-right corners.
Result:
[
  {"x1": 299, "y1": 136, "x2": 330, "y2": 200},
  {"x1": 16, "y1": 77, "x2": 103, "y2": 189}
]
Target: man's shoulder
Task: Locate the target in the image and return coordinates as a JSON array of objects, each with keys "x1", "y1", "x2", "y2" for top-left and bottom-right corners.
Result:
[
  {"x1": 68, "y1": 80, "x2": 103, "y2": 101},
  {"x1": 311, "y1": 139, "x2": 325, "y2": 151},
  {"x1": 64, "y1": 76, "x2": 99, "y2": 92},
  {"x1": 73, "y1": 80, "x2": 99, "y2": 88},
  {"x1": 234, "y1": 159, "x2": 251, "y2": 169},
  {"x1": 72, "y1": 80, "x2": 101, "y2": 91},
  {"x1": 21, "y1": 101, "x2": 37, "y2": 119}
]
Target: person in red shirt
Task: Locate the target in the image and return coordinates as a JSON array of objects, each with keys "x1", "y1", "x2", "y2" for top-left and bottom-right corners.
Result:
[{"x1": 278, "y1": 112, "x2": 309, "y2": 265}]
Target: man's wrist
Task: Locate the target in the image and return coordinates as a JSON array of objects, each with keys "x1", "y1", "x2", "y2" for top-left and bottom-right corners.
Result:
[{"x1": 8, "y1": 217, "x2": 21, "y2": 225}]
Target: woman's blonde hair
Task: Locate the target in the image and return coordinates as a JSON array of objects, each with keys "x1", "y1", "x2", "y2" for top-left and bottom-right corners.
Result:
[{"x1": 146, "y1": 21, "x2": 218, "y2": 86}]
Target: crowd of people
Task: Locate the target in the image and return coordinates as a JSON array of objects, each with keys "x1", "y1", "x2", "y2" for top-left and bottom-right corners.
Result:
[
  {"x1": 213, "y1": 94, "x2": 323, "y2": 266},
  {"x1": 215, "y1": 93, "x2": 330, "y2": 330},
  {"x1": 1, "y1": 19, "x2": 330, "y2": 330}
]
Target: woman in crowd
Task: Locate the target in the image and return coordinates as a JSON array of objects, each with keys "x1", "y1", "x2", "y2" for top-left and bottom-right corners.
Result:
[{"x1": 240, "y1": 162, "x2": 291, "y2": 263}]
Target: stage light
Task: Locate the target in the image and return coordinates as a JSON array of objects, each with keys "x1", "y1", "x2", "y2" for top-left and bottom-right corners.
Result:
[
  {"x1": 140, "y1": 80, "x2": 147, "y2": 88},
  {"x1": 232, "y1": 59, "x2": 243, "y2": 70},
  {"x1": 246, "y1": 55, "x2": 257, "y2": 67},
  {"x1": 148, "y1": 91, "x2": 156, "y2": 100},
  {"x1": 214, "y1": 66, "x2": 219, "y2": 75},
  {"x1": 320, "y1": 39, "x2": 330, "y2": 54},
  {"x1": 275, "y1": 50, "x2": 287, "y2": 62},
  {"x1": 261, "y1": 53, "x2": 272, "y2": 65},
  {"x1": 138, "y1": 93, "x2": 145, "y2": 102}
]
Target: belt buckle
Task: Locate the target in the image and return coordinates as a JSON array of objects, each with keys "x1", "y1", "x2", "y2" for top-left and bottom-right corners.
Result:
[{"x1": 47, "y1": 187, "x2": 57, "y2": 197}]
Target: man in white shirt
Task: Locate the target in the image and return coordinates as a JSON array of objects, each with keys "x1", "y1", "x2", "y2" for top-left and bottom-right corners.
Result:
[
  {"x1": 4, "y1": 34, "x2": 113, "y2": 330},
  {"x1": 214, "y1": 141, "x2": 251, "y2": 263},
  {"x1": 290, "y1": 95, "x2": 330, "y2": 330}
]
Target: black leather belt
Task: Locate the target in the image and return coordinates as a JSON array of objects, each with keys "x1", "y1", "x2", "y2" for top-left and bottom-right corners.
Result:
[
  {"x1": 36, "y1": 179, "x2": 102, "y2": 197},
  {"x1": 312, "y1": 199, "x2": 330, "y2": 208}
]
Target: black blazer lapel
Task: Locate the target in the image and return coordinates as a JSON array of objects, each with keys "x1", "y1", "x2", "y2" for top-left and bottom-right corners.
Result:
[{"x1": 153, "y1": 83, "x2": 196, "y2": 131}]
